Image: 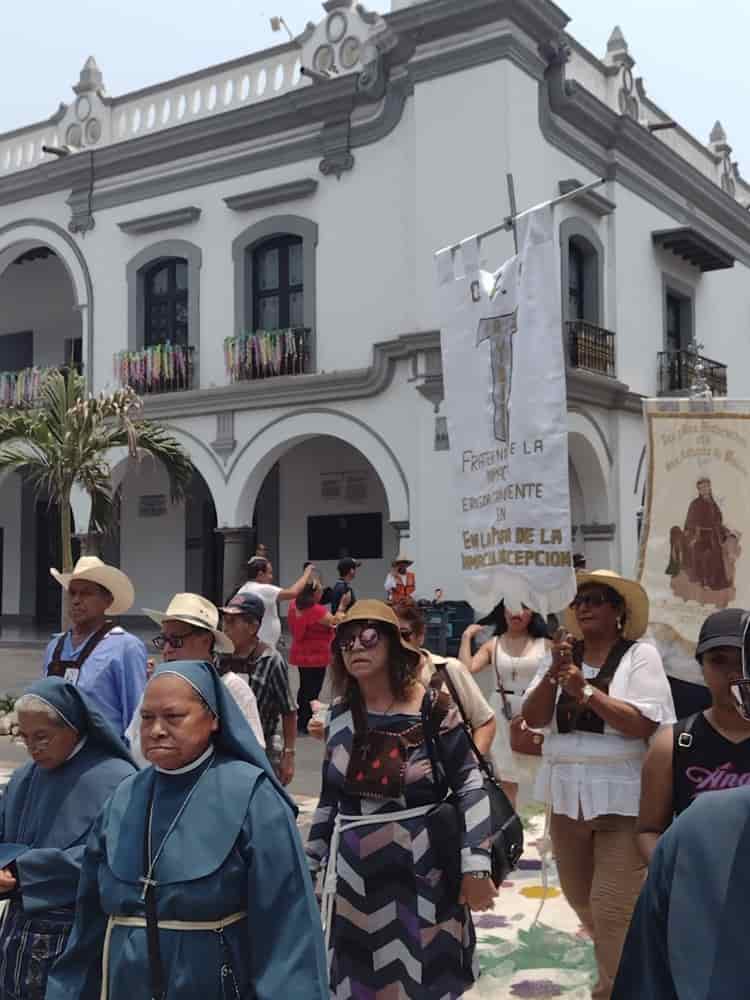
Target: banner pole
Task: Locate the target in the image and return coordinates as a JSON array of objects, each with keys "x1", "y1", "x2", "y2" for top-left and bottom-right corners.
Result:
[
  {"x1": 435, "y1": 177, "x2": 608, "y2": 255},
  {"x1": 506, "y1": 173, "x2": 519, "y2": 255}
]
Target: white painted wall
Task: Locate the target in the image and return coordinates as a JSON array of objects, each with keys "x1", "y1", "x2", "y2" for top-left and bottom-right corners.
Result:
[{"x1": 118, "y1": 459, "x2": 186, "y2": 612}]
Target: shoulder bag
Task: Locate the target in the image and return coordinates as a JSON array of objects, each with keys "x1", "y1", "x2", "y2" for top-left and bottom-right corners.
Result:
[
  {"x1": 494, "y1": 638, "x2": 544, "y2": 757},
  {"x1": 422, "y1": 677, "x2": 524, "y2": 894}
]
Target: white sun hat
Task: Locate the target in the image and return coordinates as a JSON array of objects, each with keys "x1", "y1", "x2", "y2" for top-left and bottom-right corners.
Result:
[
  {"x1": 50, "y1": 556, "x2": 135, "y2": 616},
  {"x1": 142, "y1": 593, "x2": 234, "y2": 654}
]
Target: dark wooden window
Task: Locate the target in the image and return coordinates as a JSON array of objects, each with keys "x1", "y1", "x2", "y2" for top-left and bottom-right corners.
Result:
[
  {"x1": 307, "y1": 513, "x2": 383, "y2": 561},
  {"x1": 568, "y1": 243, "x2": 586, "y2": 321},
  {"x1": 252, "y1": 236, "x2": 304, "y2": 330},
  {"x1": 666, "y1": 292, "x2": 688, "y2": 352},
  {"x1": 144, "y1": 258, "x2": 188, "y2": 347},
  {"x1": 0, "y1": 331, "x2": 33, "y2": 372}
]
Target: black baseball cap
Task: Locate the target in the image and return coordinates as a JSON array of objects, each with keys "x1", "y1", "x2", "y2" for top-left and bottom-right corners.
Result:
[
  {"x1": 220, "y1": 593, "x2": 265, "y2": 622},
  {"x1": 338, "y1": 557, "x2": 362, "y2": 575},
  {"x1": 695, "y1": 609, "x2": 749, "y2": 661}
]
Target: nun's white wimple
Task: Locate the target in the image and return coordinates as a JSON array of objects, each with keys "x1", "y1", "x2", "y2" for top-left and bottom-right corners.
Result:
[
  {"x1": 151, "y1": 671, "x2": 217, "y2": 717},
  {"x1": 19, "y1": 694, "x2": 76, "y2": 731}
]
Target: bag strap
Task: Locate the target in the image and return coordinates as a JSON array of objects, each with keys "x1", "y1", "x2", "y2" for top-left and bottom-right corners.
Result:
[
  {"x1": 142, "y1": 783, "x2": 166, "y2": 1000},
  {"x1": 491, "y1": 638, "x2": 512, "y2": 714},
  {"x1": 435, "y1": 666, "x2": 497, "y2": 785},
  {"x1": 672, "y1": 712, "x2": 700, "y2": 811},
  {"x1": 421, "y1": 689, "x2": 450, "y2": 800}
]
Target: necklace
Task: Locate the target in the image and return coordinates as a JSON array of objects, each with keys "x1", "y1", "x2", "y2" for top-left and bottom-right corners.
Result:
[
  {"x1": 369, "y1": 696, "x2": 398, "y2": 715},
  {"x1": 501, "y1": 635, "x2": 531, "y2": 685},
  {"x1": 139, "y1": 754, "x2": 214, "y2": 900}
]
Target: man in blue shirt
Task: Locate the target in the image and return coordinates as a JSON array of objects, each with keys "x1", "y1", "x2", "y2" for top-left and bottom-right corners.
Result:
[
  {"x1": 43, "y1": 556, "x2": 147, "y2": 739},
  {"x1": 329, "y1": 557, "x2": 361, "y2": 613}
]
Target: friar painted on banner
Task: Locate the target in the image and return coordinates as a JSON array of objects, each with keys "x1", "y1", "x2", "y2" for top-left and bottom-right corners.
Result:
[
  {"x1": 638, "y1": 401, "x2": 750, "y2": 715},
  {"x1": 665, "y1": 476, "x2": 740, "y2": 605}
]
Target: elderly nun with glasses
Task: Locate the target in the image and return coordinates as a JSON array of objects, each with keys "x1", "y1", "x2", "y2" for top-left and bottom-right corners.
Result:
[
  {"x1": 522, "y1": 570, "x2": 675, "y2": 1000},
  {"x1": 46, "y1": 660, "x2": 328, "y2": 1000},
  {"x1": 0, "y1": 677, "x2": 135, "y2": 1000},
  {"x1": 306, "y1": 600, "x2": 495, "y2": 998}
]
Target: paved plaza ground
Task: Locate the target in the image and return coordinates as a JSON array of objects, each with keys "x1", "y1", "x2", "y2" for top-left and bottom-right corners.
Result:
[{"x1": 0, "y1": 645, "x2": 593, "y2": 999}]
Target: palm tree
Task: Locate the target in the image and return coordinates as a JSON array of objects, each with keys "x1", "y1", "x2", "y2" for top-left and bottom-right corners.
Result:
[{"x1": 0, "y1": 368, "x2": 193, "y2": 622}]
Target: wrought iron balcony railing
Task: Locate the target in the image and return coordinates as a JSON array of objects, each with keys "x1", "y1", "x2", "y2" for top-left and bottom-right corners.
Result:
[
  {"x1": 114, "y1": 343, "x2": 195, "y2": 395},
  {"x1": 566, "y1": 320, "x2": 616, "y2": 378},
  {"x1": 657, "y1": 349, "x2": 728, "y2": 396},
  {"x1": 224, "y1": 327, "x2": 311, "y2": 383}
]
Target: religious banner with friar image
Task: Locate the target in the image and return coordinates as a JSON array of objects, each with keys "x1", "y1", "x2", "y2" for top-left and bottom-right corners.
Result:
[
  {"x1": 435, "y1": 207, "x2": 576, "y2": 615},
  {"x1": 638, "y1": 399, "x2": 750, "y2": 652}
]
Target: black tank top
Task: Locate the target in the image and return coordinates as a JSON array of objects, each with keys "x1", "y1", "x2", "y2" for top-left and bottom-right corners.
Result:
[{"x1": 673, "y1": 712, "x2": 750, "y2": 816}]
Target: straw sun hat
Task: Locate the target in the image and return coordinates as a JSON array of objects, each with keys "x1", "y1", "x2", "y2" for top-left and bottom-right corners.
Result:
[
  {"x1": 143, "y1": 593, "x2": 234, "y2": 654},
  {"x1": 564, "y1": 569, "x2": 650, "y2": 641},
  {"x1": 50, "y1": 556, "x2": 135, "y2": 616},
  {"x1": 337, "y1": 600, "x2": 421, "y2": 667}
]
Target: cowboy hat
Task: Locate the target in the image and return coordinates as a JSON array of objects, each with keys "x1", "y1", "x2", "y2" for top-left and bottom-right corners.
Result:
[
  {"x1": 392, "y1": 554, "x2": 414, "y2": 567},
  {"x1": 143, "y1": 593, "x2": 234, "y2": 655},
  {"x1": 564, "y1": 569, "x2": 649, "y2": 641},
  {"x1": 50, "y1": 556, "x2": 134, "y2": 616},
  {"x1": 335, "y1": 599, "x2": 421, "y2": 668}
]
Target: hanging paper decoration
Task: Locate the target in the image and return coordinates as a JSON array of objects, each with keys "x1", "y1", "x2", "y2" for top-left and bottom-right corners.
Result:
[
  {"x1": 0, "y1": 366, "x2": 48, "y2": 409},
  {"x1": 114, "y1": 343, "x2": 194, "y2": 395},
  {"x1": 223, "y1": 328, "x2": 309, "y2": 383}
]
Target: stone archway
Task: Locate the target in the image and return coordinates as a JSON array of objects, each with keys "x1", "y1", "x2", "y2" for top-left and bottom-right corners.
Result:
[{"x1": 568, "y1": 410, "x2": 614, "y2": 569}]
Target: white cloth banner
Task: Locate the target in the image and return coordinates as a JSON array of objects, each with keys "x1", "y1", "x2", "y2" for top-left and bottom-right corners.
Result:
[{"x1": 435, "y1": 207, "x2": 575, "y2": 615}]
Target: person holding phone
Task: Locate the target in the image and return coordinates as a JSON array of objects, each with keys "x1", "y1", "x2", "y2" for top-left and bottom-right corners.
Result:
[{"x1": 522, "y1": 570, "x2": 675, "y2": 1000}]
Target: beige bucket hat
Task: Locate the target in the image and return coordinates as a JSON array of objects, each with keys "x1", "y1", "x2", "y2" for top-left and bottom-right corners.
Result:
[
  {"x1": 564, "y1": 569, "x2": 650, "y2": 641},
  {"x1": 143, "y1": 593, "x2": 234, "y2": 654},
  {"x1": 392, "y1": 553, "x2": 414, "y2": 567},
  {"x1": 50, "y1": 556, "x2": 135, "y2": 616}
]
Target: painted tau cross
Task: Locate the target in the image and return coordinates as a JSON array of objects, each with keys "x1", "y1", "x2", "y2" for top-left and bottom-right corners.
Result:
[{"x1": 476, "y1": 254, "x2": 520, "y2": 444}]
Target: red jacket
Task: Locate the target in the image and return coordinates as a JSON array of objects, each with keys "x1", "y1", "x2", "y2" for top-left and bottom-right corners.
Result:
[{"x1": 288, "y1": 603, "x2": 334, "y2": 668}]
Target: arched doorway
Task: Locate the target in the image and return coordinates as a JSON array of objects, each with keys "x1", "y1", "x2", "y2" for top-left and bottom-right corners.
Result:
[
  {"x1": 237, "y1": 435, "x2": 401, "y2": 603},
  {"x1": 568, "y1": 421, "x2": 614, "y2": 571}
]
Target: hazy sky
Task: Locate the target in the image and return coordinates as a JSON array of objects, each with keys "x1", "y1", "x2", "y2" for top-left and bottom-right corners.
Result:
[{"x1": 3, "y1": 0, "x2": 749, "y2": 169}]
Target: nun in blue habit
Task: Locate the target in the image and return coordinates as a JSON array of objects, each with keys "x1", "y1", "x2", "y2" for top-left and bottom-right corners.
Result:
[
  {"x1": 46, "y1": 660, "x2": 328, "y2": 1000},
  {"x1": 0, "y1": 677, "x2": 135, "y2": 1000}
]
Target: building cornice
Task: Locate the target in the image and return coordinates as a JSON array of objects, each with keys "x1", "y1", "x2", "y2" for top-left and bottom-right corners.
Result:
[
  {"x1": 223, "y1": 178, "x2": 318, "y2": 213},
  {"x1": 540, "y1": 59, "x2": 750, "y2": 266},
  {"x1": 566, "y1": 367, "x2": 642, "y2": 415},
  {"x1": 117, "y1": 206, "x2": 201, "y2": 235}
]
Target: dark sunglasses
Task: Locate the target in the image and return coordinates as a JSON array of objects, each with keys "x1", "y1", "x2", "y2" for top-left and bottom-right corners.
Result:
[
  {"x1": 569, "y1": 591, "x2": 613, "y2": 610},
  {"x1": 399, "y1": 627, "x2": 415, "y2": 640},
  {"x1": 152, "y1": 629, "x2": 196, "y2": 651},
  {"x1": 337, "y1": 622, "x2": 384, "y2": 652}
]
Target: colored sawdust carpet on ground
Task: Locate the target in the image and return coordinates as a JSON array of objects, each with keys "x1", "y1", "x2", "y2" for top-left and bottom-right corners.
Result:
[{"x1": 296, "y1": 800, "x2": 596, "y2": 999}]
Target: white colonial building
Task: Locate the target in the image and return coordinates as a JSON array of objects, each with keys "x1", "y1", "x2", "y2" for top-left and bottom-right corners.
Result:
[{"x1": 0, "y1": 0, "x2": 749, "y2": 626}]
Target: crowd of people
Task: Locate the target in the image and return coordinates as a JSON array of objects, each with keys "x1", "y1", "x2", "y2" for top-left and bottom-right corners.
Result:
[{"x1": 0, "y1": 546, "x2": 748, "y2": 998}]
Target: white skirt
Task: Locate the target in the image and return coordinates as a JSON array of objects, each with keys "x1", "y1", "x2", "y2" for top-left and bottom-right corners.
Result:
[{"x1": 489, "y1": 690, "x2": 543, "y2": 798}]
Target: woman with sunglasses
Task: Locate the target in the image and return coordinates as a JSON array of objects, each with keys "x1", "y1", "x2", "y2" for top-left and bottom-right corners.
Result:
[
  {"x1": 306, "y1": 600, "x2": 496, "y2": 998},
  {"x1": 522, "y1": 570, "x2": 674, "y2": 1000}
]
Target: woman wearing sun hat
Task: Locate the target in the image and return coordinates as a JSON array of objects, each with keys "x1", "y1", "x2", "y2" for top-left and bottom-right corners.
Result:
[
  {"x1": 306, "y1": 599, "x2": 495, "y2": 998},
  {"x1": 522, "y1": 570, "x2": 675, "y2": 1000}
]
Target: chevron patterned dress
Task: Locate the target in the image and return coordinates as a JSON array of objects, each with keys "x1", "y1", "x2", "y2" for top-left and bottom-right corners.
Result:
[{"x1": 306, "y1": 698, "x2": 493, "y2": 998}]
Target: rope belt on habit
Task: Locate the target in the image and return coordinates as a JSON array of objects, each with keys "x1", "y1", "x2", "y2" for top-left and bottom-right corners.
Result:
[
  {"x1": 321, "y1": 805, "x2": 434, "y2": 949},
  {"x1": 534, "y1": 750, "x2": 645, "y2": 926},
  {"x1": 100, "y1": 911, "x2": 246, "y2": 1000}
]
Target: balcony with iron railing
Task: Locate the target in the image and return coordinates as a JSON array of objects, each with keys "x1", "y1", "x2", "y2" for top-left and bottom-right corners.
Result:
[
  {"x1": 657, "y1": 349, "x2": 728, "y2": 396},
  {"x1": 0, "y1": 364, "x2": 85, "y2": 409},
  {"x1": 114, "y1": 343, "x2": 195, "y2": 395},
  {"x1": 565, "y1": 320, "x2": 617, "y2": 378},
  {"x1": 223, "y1": 327, "x2": 311, "y2": 383}
]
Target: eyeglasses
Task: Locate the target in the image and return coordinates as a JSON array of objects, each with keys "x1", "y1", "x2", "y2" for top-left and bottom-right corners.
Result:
[
  {"x1": 18, "y1": 733, "x2": 54, "y2": 750},
  {"x1": 152, "y1": 630, "x2": 196, "y2": 651},
  {"x1": 569, "y1": 592, "x2": 613, "y2": 610},
  {"x1": 337, "y1": 622, "x2": 384, "y2": 652}
]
